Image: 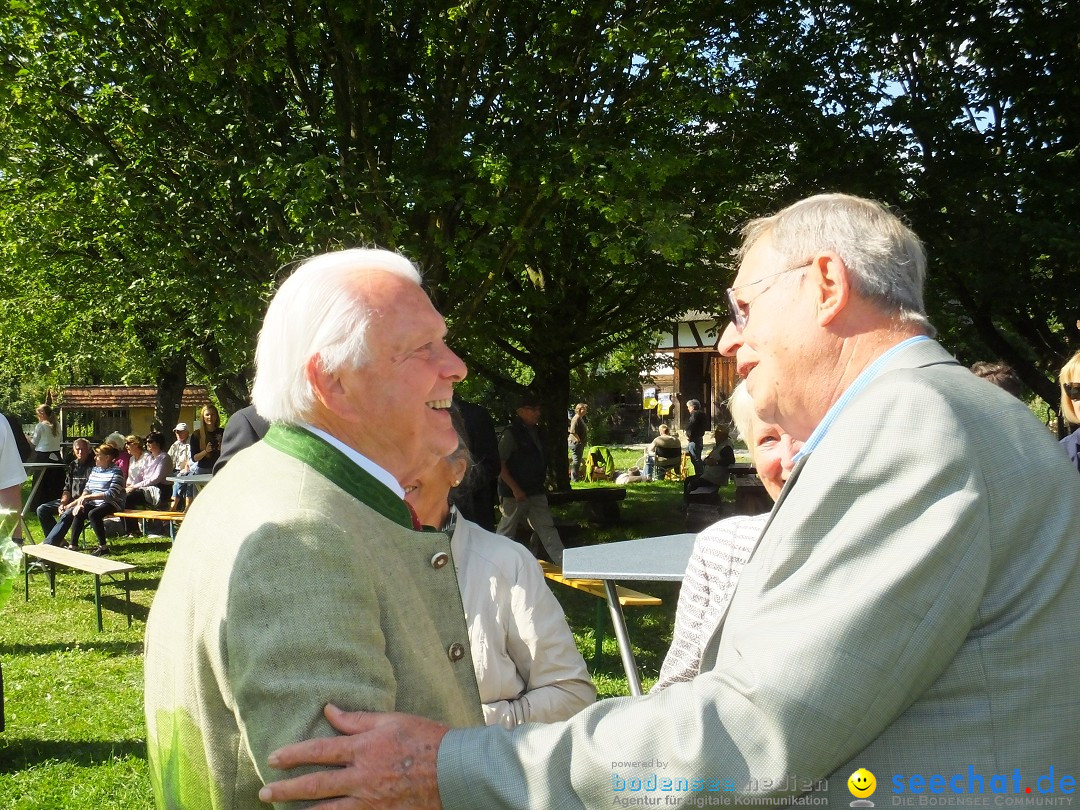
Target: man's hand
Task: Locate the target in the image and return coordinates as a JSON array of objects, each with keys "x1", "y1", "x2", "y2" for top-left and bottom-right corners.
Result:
[{"x1": 258, "y1": 705, "x2": 449, "y2": 810}]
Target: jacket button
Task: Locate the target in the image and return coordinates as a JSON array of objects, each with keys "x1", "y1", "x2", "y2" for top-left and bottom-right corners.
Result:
[
  {"x1": 430, "y1": 551, "x2": 450, "y2": 569},
  {"x1": 447, "y1": 642, "x2": 466, "y2": 662}
]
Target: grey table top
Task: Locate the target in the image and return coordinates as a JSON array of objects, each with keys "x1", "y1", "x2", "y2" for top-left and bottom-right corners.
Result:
[
  {"x1": 562, "y1": 533, "x2": 697, "y2": 582},
  {"x1": 166, "y1": 473, "x2": 213, "y2": 485}
]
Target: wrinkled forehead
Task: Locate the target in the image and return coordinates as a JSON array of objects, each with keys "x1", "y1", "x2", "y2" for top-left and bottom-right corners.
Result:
[
  {"x1": 734, "y1": 236, "x2": 783, "y2": 286},
  {"x1": 367, "y1": 279, "x2": 447, "y2": 353}
]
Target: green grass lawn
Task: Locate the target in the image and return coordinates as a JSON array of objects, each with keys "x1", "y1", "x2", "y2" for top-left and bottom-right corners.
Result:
[{"x1": 0, "y1": 460, "x2": 714, "y2": 808}]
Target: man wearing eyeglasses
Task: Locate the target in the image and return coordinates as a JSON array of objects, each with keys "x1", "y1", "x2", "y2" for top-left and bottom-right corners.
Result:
[{"x1": 259, "y1": 194, "x2": 1080, "y2": 809}]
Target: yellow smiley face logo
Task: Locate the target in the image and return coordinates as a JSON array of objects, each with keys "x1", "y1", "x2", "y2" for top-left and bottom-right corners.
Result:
[{"x1": 848, "y1": 768, "x2": 877, "y2": 798}]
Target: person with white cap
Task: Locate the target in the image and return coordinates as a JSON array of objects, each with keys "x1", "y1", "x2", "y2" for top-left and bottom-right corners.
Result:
[{"x1": 166, "y1": 422, "x2": 192, "y2": 511}]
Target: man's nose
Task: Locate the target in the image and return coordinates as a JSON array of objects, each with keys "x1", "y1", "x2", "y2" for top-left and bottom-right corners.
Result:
[
  {"x1": 442, "y1": 345, "x2": 467, "y2": 382},
  {"x1": 715, "y1": 321, "x2": 742, "y2": 357}
]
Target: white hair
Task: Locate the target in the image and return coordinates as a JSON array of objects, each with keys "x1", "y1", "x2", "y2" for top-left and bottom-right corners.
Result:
[
  {"x1": 251, "y1": 248, "x2": 423, "y2": 424},
  {"x1": 740, "y1": 193, "x2": 934, "y2": 335},
  {"x1": 728, "y1": 382, "x2": 756, "y2": 453}
]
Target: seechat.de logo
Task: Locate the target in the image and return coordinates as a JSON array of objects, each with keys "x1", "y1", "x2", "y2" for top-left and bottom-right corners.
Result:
[{"x1": 849, "y1": 768, "x2": 877, "y2": 807}]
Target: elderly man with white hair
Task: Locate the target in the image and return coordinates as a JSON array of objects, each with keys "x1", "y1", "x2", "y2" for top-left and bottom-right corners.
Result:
[{"x1": 143, "y1": 249, "x2": 483, "y2": 808}]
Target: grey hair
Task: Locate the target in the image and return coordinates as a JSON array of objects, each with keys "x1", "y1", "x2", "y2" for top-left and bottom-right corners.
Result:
[{"x1": 740, "y1": 193, "x2": 934, "y2": 335}]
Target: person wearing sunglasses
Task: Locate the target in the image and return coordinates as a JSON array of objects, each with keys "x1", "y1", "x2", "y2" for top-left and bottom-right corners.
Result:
[{"x1": 1059, "y1": 350, "x2": 1080, "y2": 472}]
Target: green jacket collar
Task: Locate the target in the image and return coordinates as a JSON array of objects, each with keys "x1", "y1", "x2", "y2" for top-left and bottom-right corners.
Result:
[{"x1": 263, "y1": 423, "x2": 414, "y2": 530}]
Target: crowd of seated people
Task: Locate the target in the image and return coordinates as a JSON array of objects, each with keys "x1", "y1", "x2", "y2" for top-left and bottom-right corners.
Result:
[{"x1": 28, "y1": 405, "x2": 229, "y2": 550}]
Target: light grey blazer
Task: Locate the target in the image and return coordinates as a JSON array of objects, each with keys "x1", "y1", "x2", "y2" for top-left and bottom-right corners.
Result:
[{"x1": 437, "y1": 340, "x2": 1080, "y2": 808}]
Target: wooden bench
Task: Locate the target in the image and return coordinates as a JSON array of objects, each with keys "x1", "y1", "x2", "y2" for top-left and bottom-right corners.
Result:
[
  {"x1": 539, "y1": 560, "x2": 661, "y2": 669},
  {"x1": 23, "y1": 544, "x2": 137, "y2": 632},
  {"x1": 546, "y1": 487, "x2": 627, "y2": 525},
  {"x1": 112, "y1": 509, "x2": 186, "y2": 540}
]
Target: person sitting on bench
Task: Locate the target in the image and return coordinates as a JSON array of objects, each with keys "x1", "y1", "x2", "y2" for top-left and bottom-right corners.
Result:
[
  {"x1": 122, "y1": 431, "x2": 174, "y2": 534},
  {"x1": 646, "y1": 424, "x2": 682, "y2": 480},
  {"x1": 44, "y1": 443, "x2": 125, "y2": 556}
]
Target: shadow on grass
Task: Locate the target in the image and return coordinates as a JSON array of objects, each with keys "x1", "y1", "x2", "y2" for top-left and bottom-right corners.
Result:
[
  {"x1": 122, "y1": 577, "x2": 162, "y2": 593},
  {"x1": 118, "y1": 539, "x2": 174, "y2": 554},
  {"x1": 0, "y1": 738, "x2": 147, "y2": 772},
  {"x1": 0, "y1": 639, "x2": 142, "y2": 656},
  {"x1": 88, "y1": 594, "x2": 150, "y2": 624}
]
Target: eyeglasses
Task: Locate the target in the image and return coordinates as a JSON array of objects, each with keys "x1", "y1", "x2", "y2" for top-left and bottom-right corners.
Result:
[
  {"x1": 724, "y1": 263, "x2": 811, "y2": 332},
  {"x1": 1064, "y1": 382, "x2": 1080, "y2": 400}
]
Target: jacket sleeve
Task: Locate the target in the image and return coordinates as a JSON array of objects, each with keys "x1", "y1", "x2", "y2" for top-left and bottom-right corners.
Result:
[
  {"x1": 436, "y1": 375, "x2": 993, "y2": 809},
  {"x1": 482, "y1": 555, "x2": 595, "y2": 729}
]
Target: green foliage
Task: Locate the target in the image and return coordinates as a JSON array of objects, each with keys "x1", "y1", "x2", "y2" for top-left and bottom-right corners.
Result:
[{"x1": 1, "y1": 0, "x2": 1077, "y2": 434}]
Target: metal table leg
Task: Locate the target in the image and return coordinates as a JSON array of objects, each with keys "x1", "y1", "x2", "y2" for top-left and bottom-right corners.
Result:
[
  {"x1": 601, "y1": 579, "x2": 643, "y2": 696},
  {"x1": 18, "y1": 470, "x2": 47, "y2": 543}
]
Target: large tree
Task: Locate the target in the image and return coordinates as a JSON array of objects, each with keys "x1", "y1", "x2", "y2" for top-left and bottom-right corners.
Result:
[
  {"x1": 0, "y1": 1, "x2": 749, "y2": 462},
  {"x1": 2, "y1": 0, "x2": 1076, "y2": 459},
  {"x1": 717, "y1": 0, "x2": 1080, "y2": 408}
]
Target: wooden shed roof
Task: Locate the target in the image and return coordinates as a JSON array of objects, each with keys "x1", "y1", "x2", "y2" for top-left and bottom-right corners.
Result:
[{"x1": 57, "y1": 386, "x2": 210, "y2": 409}]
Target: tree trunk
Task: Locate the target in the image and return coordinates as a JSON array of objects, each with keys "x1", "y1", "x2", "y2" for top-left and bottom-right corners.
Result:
[
  {"x1": 532, "y1": 360, "x2": 572, "y2": 491},
  {"x1": 155, "y1": 354, "x2": 188, "y2": 433}
]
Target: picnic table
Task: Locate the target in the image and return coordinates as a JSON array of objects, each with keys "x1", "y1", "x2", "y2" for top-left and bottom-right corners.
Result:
[
  {"x1": 166, "y1": 473, "x2": 212, "y2": 490},
  {"x1": 562, "y1": 533, "x2": 695, "y2": 695}
]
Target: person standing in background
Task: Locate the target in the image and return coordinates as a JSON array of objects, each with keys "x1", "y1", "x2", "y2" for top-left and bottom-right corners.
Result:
[
  {"x1": 684, "y1": 397, "x2": 708, "y2": 477},
  {"x1": 29, "y1": 404, "x2": 61, "y2": 463},
  {"x1": 0, "y1": 417, "x2": 25, "y2": 544},
  {"x1": 567, "y1": 403, "x2": 588, "y2": 482},
  {"x1": 189, "y1": 403, "x2": 224, "y2": 475},
  {"x1": 28, "y1": 404, "x2": 63, "y2": 508},
  {"x1": 495, "y1": 393, "x2": 565, "y2": 565}
]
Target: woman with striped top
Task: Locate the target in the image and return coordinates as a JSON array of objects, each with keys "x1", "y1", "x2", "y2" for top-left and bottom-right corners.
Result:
[{"x1": 43, "y1": 443, "x2": 126, "y2": 555}]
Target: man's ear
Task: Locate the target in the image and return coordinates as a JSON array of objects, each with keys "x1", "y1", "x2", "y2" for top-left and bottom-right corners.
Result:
[
  {"x1": 305, "y1": 354, "x2": 355, "y2": 420},
  {"x1": 809, "y1": 252, "x2": 850, "y2": 327}
]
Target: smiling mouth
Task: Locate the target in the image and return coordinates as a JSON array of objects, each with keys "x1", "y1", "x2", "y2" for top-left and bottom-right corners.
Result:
[{"x1": 426, "y1": 399, "x2": 452, "y2": 410}]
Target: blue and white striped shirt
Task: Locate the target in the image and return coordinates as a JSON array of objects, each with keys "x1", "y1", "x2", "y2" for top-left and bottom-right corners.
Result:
[{"x1": 85, "y1": 464, "x2": 126, "y2": 509}]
